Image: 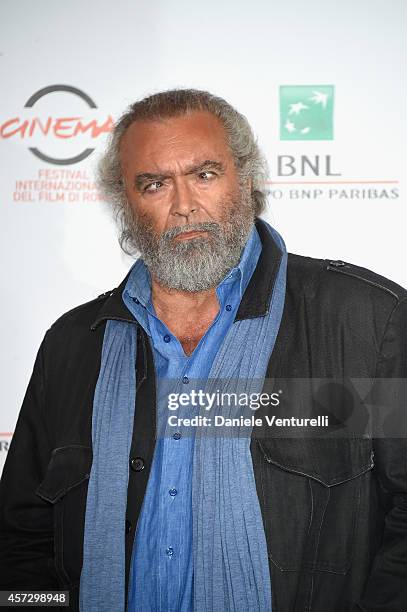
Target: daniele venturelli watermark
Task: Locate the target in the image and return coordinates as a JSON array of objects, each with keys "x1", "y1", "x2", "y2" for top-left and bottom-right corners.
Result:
[{"x1": 165, "y1": 388, "x2": 329, "y2": 430}]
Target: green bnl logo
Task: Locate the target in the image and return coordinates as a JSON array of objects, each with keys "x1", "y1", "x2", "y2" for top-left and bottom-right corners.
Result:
[{"x1": 280, "y1": 85, "x2": 334, "y2": 141}]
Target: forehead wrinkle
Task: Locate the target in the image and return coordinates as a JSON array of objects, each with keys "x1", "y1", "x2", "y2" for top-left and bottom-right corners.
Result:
[{"x1": 134, "y1": 159, "x2": 226, "y2": 183}]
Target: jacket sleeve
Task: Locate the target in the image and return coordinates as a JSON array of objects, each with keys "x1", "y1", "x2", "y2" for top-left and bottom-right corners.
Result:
[
  {"x1": 0, "y1": 332, "x2": 58, "y2": 589},
  {"x1": 358, "y1": 297, "x2": 407, "y2": 611}
]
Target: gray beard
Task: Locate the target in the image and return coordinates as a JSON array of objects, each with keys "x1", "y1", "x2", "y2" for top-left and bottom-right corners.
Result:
[{"x1": 128, "y1": 191, "x2": 255, "y2": 292}]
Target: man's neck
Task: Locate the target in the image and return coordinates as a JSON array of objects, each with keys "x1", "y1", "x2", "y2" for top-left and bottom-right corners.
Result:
[{"x1": 151, "y1": 277, "x2": 220, "y2": 356}]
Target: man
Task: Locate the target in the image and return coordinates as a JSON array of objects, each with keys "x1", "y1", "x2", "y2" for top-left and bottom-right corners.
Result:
[{"x1": 0, "y1": 88, "x2": 406, "y2": 612}]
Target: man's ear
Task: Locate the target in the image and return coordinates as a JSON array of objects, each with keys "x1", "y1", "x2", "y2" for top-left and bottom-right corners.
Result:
[{"x1": 247, "y1": 177, "x2": 253, "y2": 192}]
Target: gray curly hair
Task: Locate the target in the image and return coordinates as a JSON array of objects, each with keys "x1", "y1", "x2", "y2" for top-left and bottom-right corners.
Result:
[{"x1": 98, "y1": 88, "x2": 269, "y2": 255}]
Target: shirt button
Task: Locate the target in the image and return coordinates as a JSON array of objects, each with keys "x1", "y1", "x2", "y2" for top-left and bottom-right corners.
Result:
[
  {"x1": 164, "y1": 334, "x2": 171, "y2": 343},
  {"x1": 169, "y1": 488, "x2": 177, "y2": 496},
  {"x1": 166, "y1": 547, "x2": 174, "y2": 557},
  {"x1": 226, "y1": 304, "x2": 232, "y2": 311},
  {"x1": 133, "y1": 297, "x2": 140, "y2": 304},
  {"x1": 182, "y1": 375, "x2": 189, "y2": 384},
  {"x1": 173, "y1": 432, "x2": 182, "y2": 440},
  {"x1": 125, "y1": 519, "x2": 132, "y2": 534},
  {"x1": 130, "y1": 457, "x2": 145, "y2": 472}
]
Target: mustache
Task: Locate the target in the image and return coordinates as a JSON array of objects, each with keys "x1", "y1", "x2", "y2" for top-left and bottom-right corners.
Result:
[{"x1": 162, "y1": 221, "x2": 222, "y2": 241}]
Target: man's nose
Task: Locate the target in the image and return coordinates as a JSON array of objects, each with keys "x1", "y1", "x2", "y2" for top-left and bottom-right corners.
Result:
[{"x1": 170, "y1": 178, "x2": 199, "y2": 219}]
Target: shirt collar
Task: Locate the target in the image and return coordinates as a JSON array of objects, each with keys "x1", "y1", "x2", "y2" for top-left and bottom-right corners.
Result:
[
  {"x1": 235, "y1": 224, "x2": 262, "y2": 298},
  {"x1": 123, "y1": 259, "x2": 152, "y2": 308}
]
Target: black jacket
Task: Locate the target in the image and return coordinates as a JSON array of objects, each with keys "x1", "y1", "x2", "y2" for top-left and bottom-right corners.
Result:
[{"x1": 1, "y1": 218, "x2": 407, "y2": 612}]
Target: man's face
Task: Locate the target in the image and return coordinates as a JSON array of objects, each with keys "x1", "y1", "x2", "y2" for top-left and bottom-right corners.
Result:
[
  {"x1": 119, "y1": 111, "x2": 255, "y2": 292},
  {"x1": 121, "y1": 111, "x2": 243, "y2": 233}
]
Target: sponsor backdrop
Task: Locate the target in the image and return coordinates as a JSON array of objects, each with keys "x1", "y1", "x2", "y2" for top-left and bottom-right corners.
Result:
[{"x1": 1, "y1": 0, "x2": 406, "y2": 474}]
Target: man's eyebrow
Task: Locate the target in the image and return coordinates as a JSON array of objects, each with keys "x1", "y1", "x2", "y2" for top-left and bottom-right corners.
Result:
[
  {"x1": 134, "y1": 172, "x2": 169, "y2": 189},
  {"x1": 184, "y1": 160, "x2": 225, "y2": 175},
  {"x1": 134, "y1": 160, "x2": 225, "y2": 189}
]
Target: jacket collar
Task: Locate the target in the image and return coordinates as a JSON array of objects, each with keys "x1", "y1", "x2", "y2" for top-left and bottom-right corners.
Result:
[
  {"x1": 90, "y1": 217, "x2": 283, "y2": 330},
  {"x1": 235, "y1": 217, "x2": 282, "y2": 321}
]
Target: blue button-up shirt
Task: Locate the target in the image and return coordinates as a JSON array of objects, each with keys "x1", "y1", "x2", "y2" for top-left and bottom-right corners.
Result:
[{"x1": 124, "y1": 226, "x2": 262, "y2": 612}]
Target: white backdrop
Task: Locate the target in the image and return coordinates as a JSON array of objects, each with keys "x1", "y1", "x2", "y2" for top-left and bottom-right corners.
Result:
[{"x1": 1, "y1": 0, "x2": 406, "y2": 474}]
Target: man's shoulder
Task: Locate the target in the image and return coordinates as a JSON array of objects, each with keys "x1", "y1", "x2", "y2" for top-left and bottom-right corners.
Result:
[
  {"x1": 45, "y1": 267, "x2": 134, "y2": 339},
  {"x1": 287, "y1": 252, "x2": 407, "y2": 305},
  {"x1": 46, "y1": 288, "x2": 119, "y2": 337}
]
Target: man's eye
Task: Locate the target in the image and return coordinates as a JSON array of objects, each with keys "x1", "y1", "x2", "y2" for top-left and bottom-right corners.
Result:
[
  {"x1": 144, "y1": 181, "x2": 163, "y2": 192},
  {"x1": 198, "y1": 171, "x2": 216, "y2": 181}
]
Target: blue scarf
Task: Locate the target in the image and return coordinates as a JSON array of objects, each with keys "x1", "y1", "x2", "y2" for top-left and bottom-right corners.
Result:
[{"x1": 79, "y1": 221, "x2": 287, "y2": 611}]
